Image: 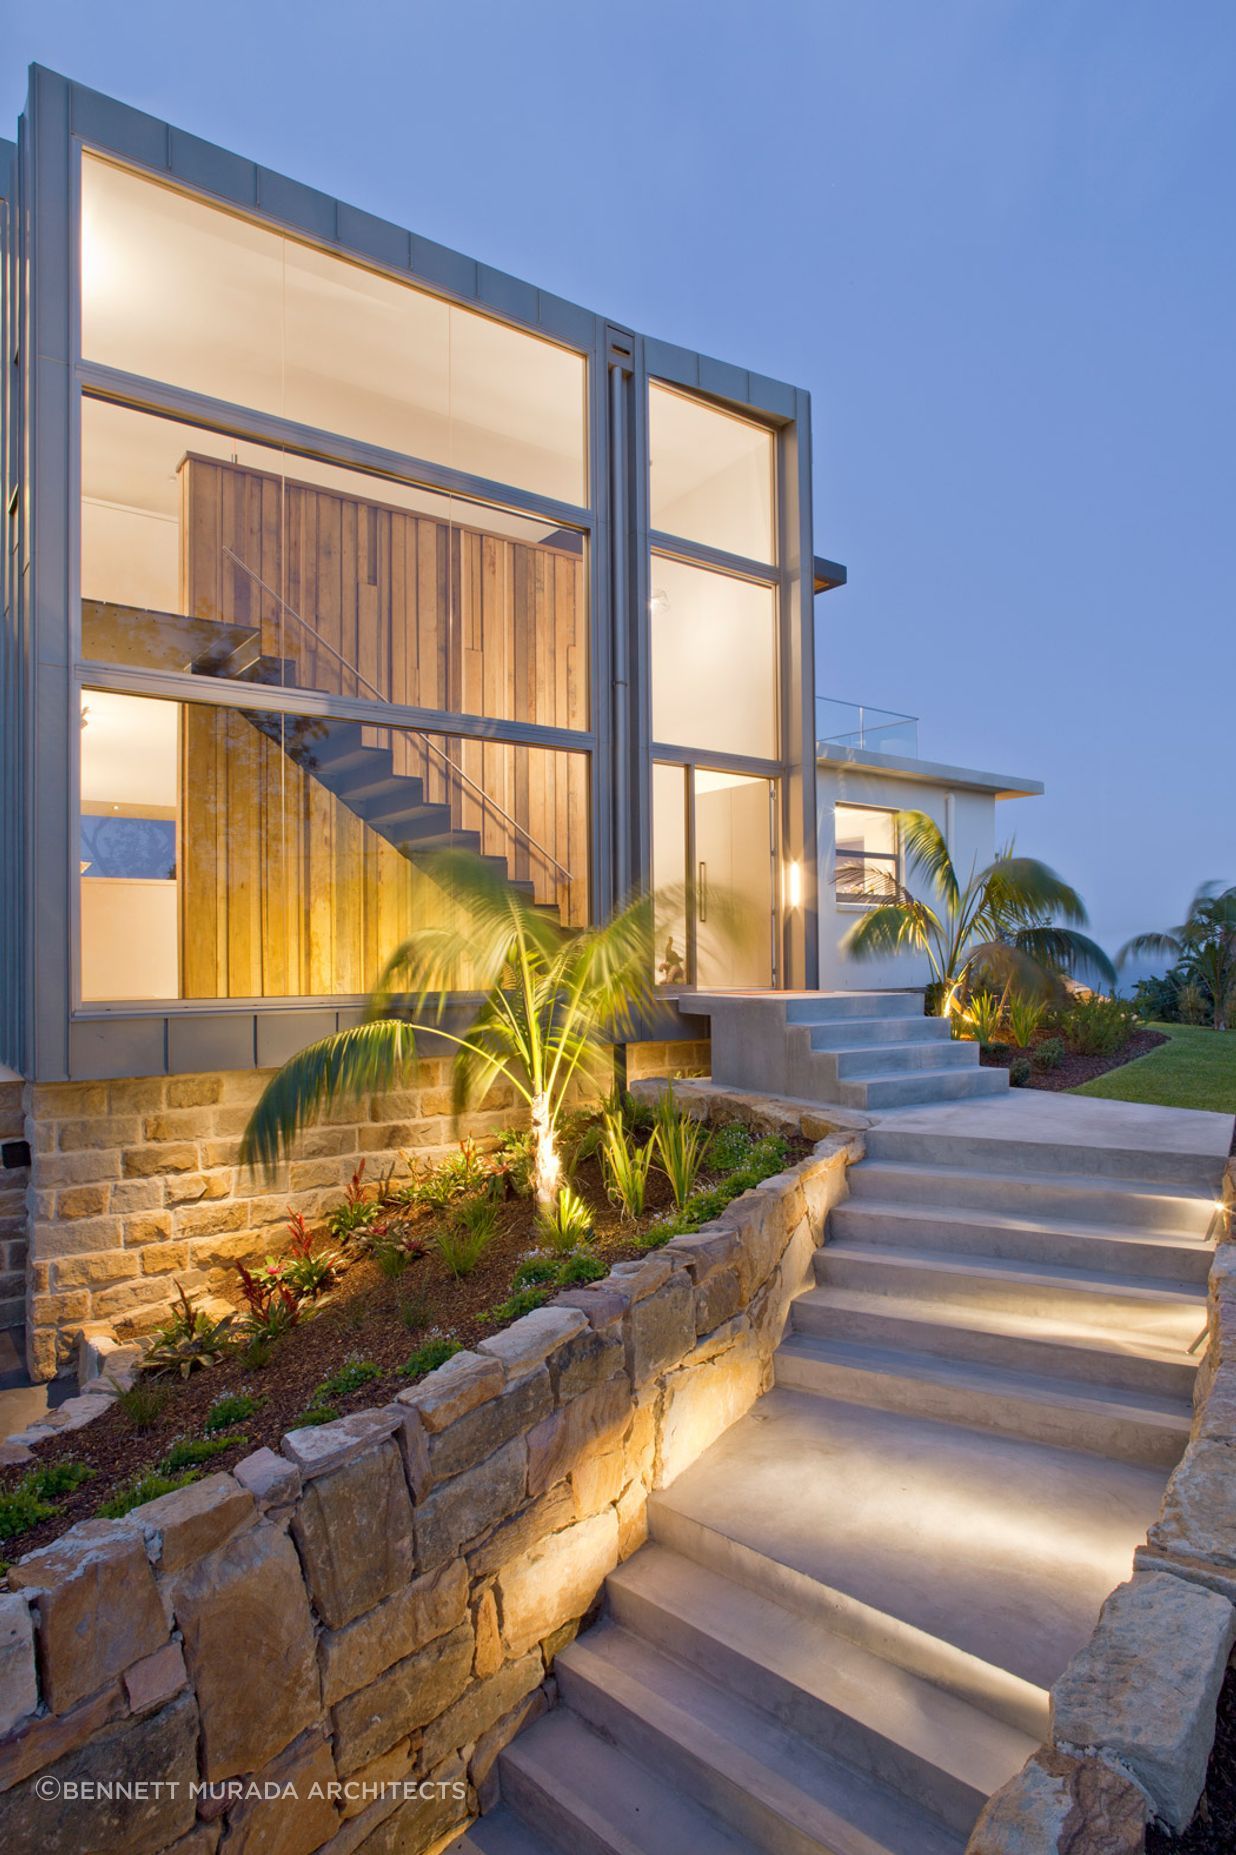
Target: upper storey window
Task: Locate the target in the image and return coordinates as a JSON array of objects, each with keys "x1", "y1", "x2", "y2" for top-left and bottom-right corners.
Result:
[
  {"x1": 649, "y1": 383, "x2": 774, "y2": 563},
  {"x1": 80, "y1": 156, "x2": 587, "y2": 507}
]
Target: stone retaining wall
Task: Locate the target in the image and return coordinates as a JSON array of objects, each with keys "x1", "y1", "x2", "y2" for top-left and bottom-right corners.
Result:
[
  {"x1": 0, "y1": 1092, "x2": 859, "y2": 1855},
  {"x1": 969, "y1": 1157, "x2": 1236, "y2": 1854}
]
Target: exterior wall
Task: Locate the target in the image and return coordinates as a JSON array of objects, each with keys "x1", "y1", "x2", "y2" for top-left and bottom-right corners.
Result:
[
  {"x1": 0, "y1": 1080, "x2": 29, "y2": 1333},
  {"x1": 816, "y1": 764, "x2": 998, "y2": 991},
  {"x1": 625, "y1": 1038, "x2": 710, "y2": 1083},
  {"x1": 0, "y1": 1098, "x2": 859, "y2": 1855}
]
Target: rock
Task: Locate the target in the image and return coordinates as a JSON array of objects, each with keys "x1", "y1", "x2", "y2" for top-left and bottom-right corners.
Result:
[
  {"x1": 323, "y1": 1753, "x2": 468, "y2": 1854},
  {"x1": 318, "y1": 1561, "x2": 469, "y2": 1707},
  {"x1": 0, "y1": 1682, "x2": 125, "y2": 1792},
  {"x1": 548, "y1": 1323, "x2": 624, "y2": 1400},
  {"x1": 571, "y1": 1445, "x2": 626, "y2": 1520},
  {"x1": 623, "y1": 1272, "x2": 694, "y2": 1384},
  {"x1": 1051, "y1": 1570, "x2": 1235, "y2": 1831},
  {"x1": 394, "y1": 1349, "x2": 503, "y2": 1432},
  {"x1": 8, "y1": 1519, "x2": 168, "y2": 1714},
  {"x1": 426, "y1": 1365, "x2": 551, "y2": 1484},
  {"x1": 0, "y1": 1594, "x2": 38, "y2": 1736},
  {"x1": 968, "y1": 1746, "x2": 1148, "y2": 1854},
  {"x1": 234, "y1": 1446, "x2": 301, "y2": 1510},
  {"x1": 123, "y1": 1640, "x2": 188, "y2": 1714},
  {"x1": 0, "y1": 1692, "x2": 199, "y2": 1855},
  {"x1": 497, "y1": 1508, "x2": 619, "y2": 1657},
  {"x1": 465, "y1": 1481, "x2": 575, "y2": 1581},
  {"x1": 331, "y1": 1619, "x2": 474, "y2": 1774},
  {"x1": 415, "y1": 1435, "x2": 528, "y2": 1572},
  {"x1": 419, "y1": 1649, "x2": 543, "y2": 1770},
  {"x1": 292, "y1": 1441, "x2": 414, "y2": 1629},
  {"x1": 0, "y1": 1440, "x2": 33, "y2": 1469},
  {"x1": 211, "y1": 1727, "x2": 337, "y2": 1855},
  {"x1": 477, "y1": 1306, "x2": 588, "y2": 1379},
  {"x1": 281, "y1": 1405, "x2": 404, "y2": 1479},
  {"x1": 553, "y1": 1282, "x2": 632, "y2": 1332},
  {"x1": 472, "y1": 1586, "x2": 502, "y2": 1679},
  {"x1": 526, "y1": 1376, "x2": 630, "y2": 1498},
  {"x1": 470, "y1": 1686, "x2": 549, "y2": 1811},
  {"x1": 124, "y1": 1472, "x2": 256, "y2": 1575},
  {"x1": 171, "y1": 1523, "x2": 320, "y2": 1781},
  {"x1": 1145, "y1": 1439, "x2": 1236, "y2": 1587},
  {"x1": 657, "y1": 1334, "x2": 763, "y2": 1488}
]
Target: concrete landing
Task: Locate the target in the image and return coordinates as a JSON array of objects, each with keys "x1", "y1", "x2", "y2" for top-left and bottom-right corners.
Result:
[{"x1": 872, "y1": 1088, "x2": 1234, "y2": 1174}]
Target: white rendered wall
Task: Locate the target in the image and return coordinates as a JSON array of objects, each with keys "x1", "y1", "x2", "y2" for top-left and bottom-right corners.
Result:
[{"x1": 816, "y1": 767, "x2": 999, "y2": 992}]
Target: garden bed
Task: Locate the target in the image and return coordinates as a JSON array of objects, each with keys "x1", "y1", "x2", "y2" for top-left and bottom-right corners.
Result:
[
  {"x1": 979, "y1": 1027, "x2": 1169, "y2": 1090},
  {"x1": 1147, "y1": 1660, "x2": 1236, "y2": 1853},
  {"x1": 0, "y1": 1115, "x2": 806, "y2": 1563}
]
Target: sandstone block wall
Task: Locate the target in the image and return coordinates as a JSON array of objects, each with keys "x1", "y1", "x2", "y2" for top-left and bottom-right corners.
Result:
[
  {"x1": 0, "y1": 1081, "x2": 28, "y2": 1335},
  {"x1": 0, "y1": 1097, "x2": 858, "y2": 1855}
]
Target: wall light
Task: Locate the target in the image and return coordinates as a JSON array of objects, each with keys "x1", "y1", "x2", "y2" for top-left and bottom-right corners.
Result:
[{"x1": 786, "y1": 860, "x2": 802, "y2": 908}]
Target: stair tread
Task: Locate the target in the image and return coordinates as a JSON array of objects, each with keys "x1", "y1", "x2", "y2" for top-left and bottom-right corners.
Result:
[
  {"x1": 503, "y1": 1708, "x2": 758, "y2": 1854},
  {"x1": 560, "y1": 1622, "x2": 965, "y2": 1855},
  {"x1": 836, "y1": 1196, "x2": 1213, "y2": 1254},
  {"x1": 650, "y1": 1387, "x2": 1166, "y2": 1694},
  {"x1": 609, "y1": 1545, "x2": 1036, "y2": 1801},
  {"x1": 448, "y1": 1810, "x2": 556, "y2": 1854},
  {"x1": 821, "y1": 1240, "x2": 1207, "y2": 1303},
  {"x1": 854, "y1": 1157, "x2": 1215, "y2": 1208},
  {"x1": 792, "y1": 1283, "x2": 1198, "y2": 1366},
  {"x1": 778, "y1": 1332, "x2": 1192, "y2": 1425}
]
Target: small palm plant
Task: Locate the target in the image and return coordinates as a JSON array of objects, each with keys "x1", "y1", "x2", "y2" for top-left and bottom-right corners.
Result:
[
  {"x1": 241, "y1": 851, "x2": 671, "y2": 1217},
  {"x1": 653, "y1": 1089, "x2": 709, "y2": 1209},
  {"x1": 843, "y1": 811, "x2": 1115, "y2": 1015},
  {"x1": 1119, "y1": 884, "x2": 1236, "y2": 1032}
]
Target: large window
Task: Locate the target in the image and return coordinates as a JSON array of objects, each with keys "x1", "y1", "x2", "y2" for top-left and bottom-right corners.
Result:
[
  {"x1": 79, "y1": 691, "x2": 588, "y2": 1002},
  {"x1": 81, "y1": 156, "x2": 587, "y2": 505},
  {"x1": 649, "y1": 555, "x2": 776, "y2": 760},
  {"x1": 649, "y1": 383, "x2": 774, "y2": 561},
  {"x1": 834, "y1": 805, "x2": 899, "y2": 903}
]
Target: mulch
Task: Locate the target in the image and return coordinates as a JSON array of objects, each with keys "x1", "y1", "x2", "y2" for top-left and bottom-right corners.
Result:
[
  {"x1": 1, "y1": 1143, "x2": 804, "y2": 1562},
  {"x1": 979, "y1": 1028, "x2": 1170, "y2": 1091},
  {"x1": 1146, "y1": 1662, "x2": 1236, "y2": 1852}
]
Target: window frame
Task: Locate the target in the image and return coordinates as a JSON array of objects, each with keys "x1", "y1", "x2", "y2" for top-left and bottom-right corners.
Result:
[{"x1": 833, "y1": 802, "x2": 901, "y2": 909}]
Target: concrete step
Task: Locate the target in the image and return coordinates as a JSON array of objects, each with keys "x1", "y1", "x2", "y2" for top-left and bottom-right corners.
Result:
[
  {"x1": 497, "y1": 1708, "x2": 757, "y2": 1855},
  {"x1": 774, "y1": 1334, "x2": 1191, "y2": 1468},
  {"x1": 816, "y1": 1243, "x2": 1205, "y2": 1345},
  {"x1": 808, "y1": 1016, "x2": 953, "y2": 1051},
  {"x1": 864, "y1": 1119, "x2": 1230, "y2": 1193},
  {"x1": 846, "y1": 1159, "x2": 1215, "y2": 1237},
  {"x1": 607, "y1": 1545, "x2": 1035, "y2": 1837},
  {"x1": 556, "y1": 1622, "x2": 966, "y2": 1855},
  {"x1": 838, "y1": 1067, "x2": 1009, "y2": 1110},
  {"x1": 447, "y1": 1809, "x2": 557, "y2": 1855},
  {"x1": 783, "y1": 992, "x2": 923, "y2": 1023},
  {"x1": 820, "y1": 1040, "x2": 979, "y2": 1081},
  {"x1": 790, "y1": 1285, "x2": 1197, "y2": 1400},
  {"x1": 649, "y1": 1390, "x2": 1166, "y2": 1735},
  {"x1": 829, "y1": 1198, "x2": 1214, "y2": 1284}
]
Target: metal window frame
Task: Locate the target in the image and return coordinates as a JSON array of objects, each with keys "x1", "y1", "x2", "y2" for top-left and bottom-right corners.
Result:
[{"x1": 833, "y1": 801, "x2": 902, "y2": 908}]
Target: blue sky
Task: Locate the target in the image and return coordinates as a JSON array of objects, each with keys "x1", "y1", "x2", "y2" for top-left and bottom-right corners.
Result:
[{"x1": 4, "y1": 0, "x2": 1233, "y2": 956}]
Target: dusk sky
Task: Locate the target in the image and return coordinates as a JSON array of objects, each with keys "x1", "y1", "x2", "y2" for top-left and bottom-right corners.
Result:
[{"x1": 4, "y1": 0, "x2": 1233, "y2": 959}]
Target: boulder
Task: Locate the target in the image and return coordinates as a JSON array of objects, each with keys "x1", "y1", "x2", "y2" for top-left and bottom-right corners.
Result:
[
  {"x1": 967, "y1": 1746, "x2": 1148, "y2": 1855},
  {"x1": 0, "y1": 1594, "x2": 38, "y2": 1737},
  {"x1": 292, "y1": 1441, "x2": 414, "y2": 1628},
  {"x1": 8, "y1": 1519, "x2": 168, "y2": 1714}
]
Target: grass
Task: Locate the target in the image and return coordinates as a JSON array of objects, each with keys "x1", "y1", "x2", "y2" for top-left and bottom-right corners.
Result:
[{"x1": 1071, "y1": 1023, "x2": 1236, "y2": 1114}]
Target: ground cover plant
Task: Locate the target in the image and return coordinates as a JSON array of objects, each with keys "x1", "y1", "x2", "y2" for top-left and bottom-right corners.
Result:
[{"x1": 0, "y1": 1100, "x2": 806, "y2": 1560}]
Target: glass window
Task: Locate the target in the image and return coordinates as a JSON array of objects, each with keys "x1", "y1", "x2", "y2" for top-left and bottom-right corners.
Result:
[
  {"x1": 649, "y1": 383, "x2": 774, "y2": 563},
  {"x1": 79, "y1": 690, "x2": 589, "y2": 1002},
  {"x1": 81, "y1": 156, "x2": 587, "y2": 505},
  {"x1": 835, "y1": 804, "x2": 898, "y2": 902},
  {"x1": 651, "y1": 763, "x2": 689, "y2": 985},
  {"x1": 650, "y1": 554, "x2": 776, "y2": 760},
  {"x1": 80, "y1": 399, "x2": 588, "y2": 729}
]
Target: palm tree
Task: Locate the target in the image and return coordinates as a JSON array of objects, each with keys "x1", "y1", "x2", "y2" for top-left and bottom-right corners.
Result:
[
  {"x1": 241, "y1": 851, "x2": 669, "y2": 1210},
  {"x1": 1119, "y1": 885, "x2": 1236, "y2": 1032},
  {"x1": 842, "y1": 811, "x2": 1115, "y2": 1014}
]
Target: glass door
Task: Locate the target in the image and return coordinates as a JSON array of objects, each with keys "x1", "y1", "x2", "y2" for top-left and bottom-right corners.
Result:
[{"x1": 653, "y1": 762, "x2": 777, "y2": 988}]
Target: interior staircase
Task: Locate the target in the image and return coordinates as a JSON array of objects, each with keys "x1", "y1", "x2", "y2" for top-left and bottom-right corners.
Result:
[{"x1": 451, "y1": 1085, "x2": 1226, "y2": 1854}]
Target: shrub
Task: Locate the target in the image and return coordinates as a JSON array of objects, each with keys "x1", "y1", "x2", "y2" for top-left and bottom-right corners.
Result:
[
  {"x1": 326, "y1": 1162, "x2": 385, "y2": 1245},
  {"x1": 1131, "y1": 971, "x2": 1182, "y2": 1022},
  {"x1": 312, "y1": 1356, "x2": 381, "y2": 1403},
  {"x1": 292, "y1": 1403, "x2": 339, "y2": 1427},
  {"x1": 161, "y1": 1432, "x2": 249, "y2": 1472},
  {"x1": 489, "y1": 1284, "x2": 552, "y2": 1322},
  {"x1": 556, "y1": 1250, "x2": 607, "y2": 1285},
  {"x1": 1009, "y1": 1057, "x2": 1032, "y2": 1087},
  {"x1": 0, "y1": 1461, "x2": 95, "y2": 1542},
  {"x1": 601, "y1": 1113, "x2": 654, "y2": 1218},
  {"x1": 141, "y1": 1284, "x2": 236, "y2": 1378},
  {"x1": 203, "y1": 1392, "x2": 260, "y2": 1433},
  {"x1": 605, "y1": 1085, "x2": 655, "y2": 1134},
  {"x1": 512, "y1": 1252, "x2": 562, "y2": 1290},
  {"x1": 1032, "y1": 1036, "x2": 1065, "y2": 1073},
  {"x1": 235, "y1": 1262, "x2": 303, "y2": 1343},
  {"x1": 487, "y1": 1131, "x2": 535, "y2": 1199},
  {"x1": 436, "y1": 1194, "x2": 498, "y2": 1277},
  {"x1": 400, "y1": 1332, "x2": 462, "y2": 1380},
  {"x1": 99, "y1": 1470, "x2": 200, "y2": 1519},
  {"x1": 1007, "y1": 993, "x2": 1047, "y2": 1050},
  {"x1": 923, "y1": 979, "x2": 949, "y2": 1017},
  {"x1": 397, "y1": 1291, "x2": 431, "y2": 1332},
  {"x1": 280, "y1": 1212, "x2": 341, "y2": 1299},
  {"x1": 117, "y1": 1381, "x2": 170, "y2": 1429},
  {"x1": 706, "y1": 1123, "x2": 755, "y2": 1172},
  {"x1": 403, "y1": 1140, "x2": 493, "y2": 1213},
  {"x1": 958, "y1": 991, "x2": 1003, "y2": 1044},
  {"x1": 536, "y1": 1184, "x2": 594, "y2": 1254},
  {"x1": 1178, "y1": 981, "x2": 1211, "y2": 1026},
  {"x1": 1061, "y1": 994, "x2": 1140, "y2": 1057},
  {"x1": 653, "y1": 1089, "x2": 709, "y2": 1209}
]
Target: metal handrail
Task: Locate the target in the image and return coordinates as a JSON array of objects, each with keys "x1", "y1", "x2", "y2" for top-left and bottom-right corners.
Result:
[{"x1": 222, "y1": 548, "x2": 573, "y2": 885}]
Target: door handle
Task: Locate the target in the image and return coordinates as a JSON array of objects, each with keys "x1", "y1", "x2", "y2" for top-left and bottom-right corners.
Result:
[{"x1": 697, "y1": 861, "x2": 708, "y2": 923}]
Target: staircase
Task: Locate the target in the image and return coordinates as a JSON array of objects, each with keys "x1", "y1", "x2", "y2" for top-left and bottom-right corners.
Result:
[
  {"x1": 693, "y1": 992, "x2": 1010, "y2": 1110},
  {"x1": 451, "y1": 1092, "x2": 1229, "y2": 1854}
]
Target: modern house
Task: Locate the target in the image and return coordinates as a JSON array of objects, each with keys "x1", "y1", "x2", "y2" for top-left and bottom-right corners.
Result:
[{"x1": 0, "y1": 66, "x2": 1037, "y2": 1378}]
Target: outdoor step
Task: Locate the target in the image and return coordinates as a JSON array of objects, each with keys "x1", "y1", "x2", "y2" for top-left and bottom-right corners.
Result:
[
  {"x1": 838, "y1": 1067, "x2": 1008, "y2": 1110},
  {"x1": 846, "y1": 1159, "x2": 1215, "y2": 1236},
  {"x1": 816, "y1": 1243, "x2": 1205, "y2": 1343},
  {"x1": 822, "y1": 1040, "x2": 978, "y2": 1080},
  {"x1": 774, "y1": 1334, "x2": 1191, "y2": 1468},
  {"x1": 607, "y1": 1545, "x2": 1035, "y2": 1837},
  {"x1": 556, "y1": 1622, "x2": 966, "y2": 1855},
  {"x1": 648, "y1": 1389, "x2": 1166, "y2": 1734},
  {"x1": 828, "y1": 1198, "x2": 1214, "y2": 1283},
  {"x1": 864, "y1": 1114, "x2": 1232, "y2": 1193},
  {"x1": 447, "y1": 1809, "x2": 557, "y2": 1855},
  {"x1": 783, "y1": 992, "x2": 922, "y2": 1023},
  {"x1": 497, "y1": 1709, "x2": 758, "y2": 1855},
  {"x1": 808, "y1": 1016, "x2": 953, "y2": 1050},
  {"x1": 790, "y1": 1285, "x2": 1197, "y2": 1400}
]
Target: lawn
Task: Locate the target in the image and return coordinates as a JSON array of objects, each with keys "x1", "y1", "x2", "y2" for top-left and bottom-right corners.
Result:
[{"x1": 1071, "y1": 1022, "x2": 1236, "y2": 1114}]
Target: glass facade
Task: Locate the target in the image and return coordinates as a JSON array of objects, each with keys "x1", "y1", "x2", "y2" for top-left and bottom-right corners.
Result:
[
  {"x1": 649, "y1": 383, "x2": 774, "y2": 561},
  {"x1": 649, "y1": 555, "x2": 777, "y2": 760}
]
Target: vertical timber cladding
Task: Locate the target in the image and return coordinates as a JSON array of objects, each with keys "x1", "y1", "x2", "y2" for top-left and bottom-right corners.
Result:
[{"x1": 178, "y1": 455, "x2": 590, "y2": 998}]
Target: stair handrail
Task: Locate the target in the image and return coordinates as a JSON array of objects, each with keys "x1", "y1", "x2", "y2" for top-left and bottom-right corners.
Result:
[{"x1": 222, "y1": 548, "x2": 573, "y2": 887}]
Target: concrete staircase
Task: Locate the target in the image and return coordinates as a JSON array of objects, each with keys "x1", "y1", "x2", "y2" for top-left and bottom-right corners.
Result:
[
  {"x1": 692, "y1": 992, "x2": 1010, "y2": 1110},
  {"x1": 452, "y1": 1093, "x2": 1226, "y2": 1855}
]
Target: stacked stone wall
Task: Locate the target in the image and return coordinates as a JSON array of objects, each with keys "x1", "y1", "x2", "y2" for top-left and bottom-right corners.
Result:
[{"x1": 0, "y1": 1080, "x2": 28, "y2": 1334}]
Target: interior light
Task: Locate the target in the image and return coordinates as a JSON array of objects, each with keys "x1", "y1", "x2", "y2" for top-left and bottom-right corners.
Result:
[{"x1": 649, "y1": 588, "x2": 670, "y2": 620}]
